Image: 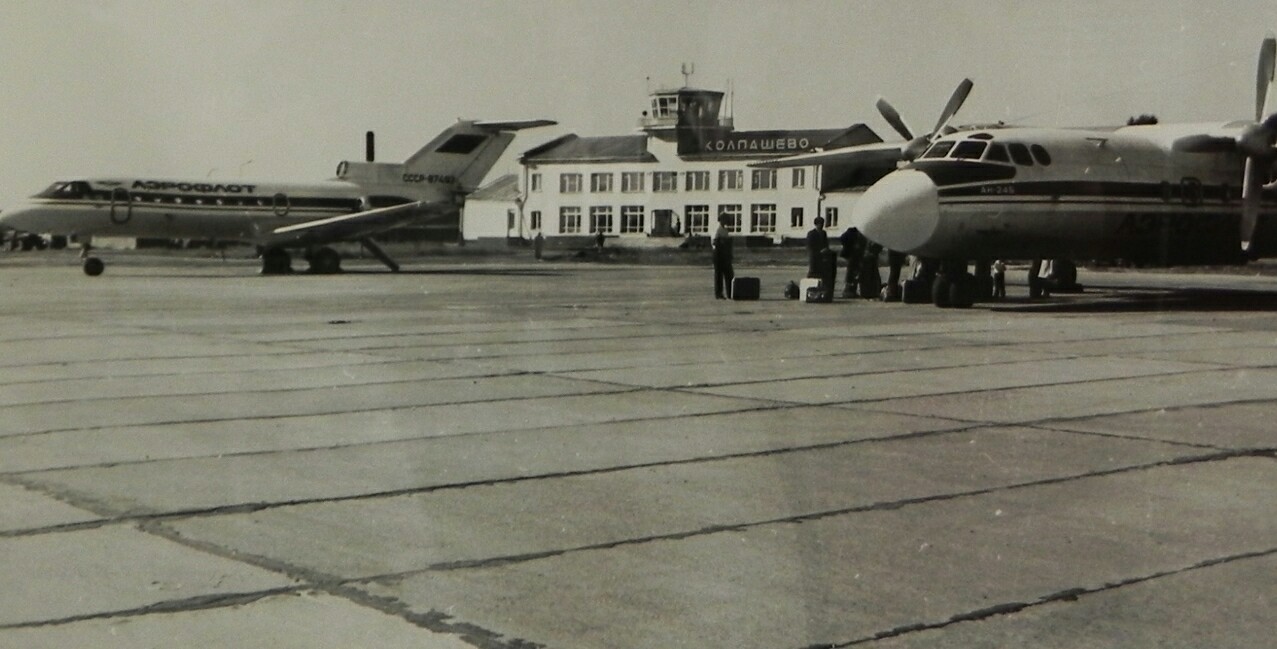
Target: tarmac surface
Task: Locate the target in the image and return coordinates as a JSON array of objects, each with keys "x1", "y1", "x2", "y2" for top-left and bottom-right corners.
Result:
[{"x1": 2, "y1": 251, "x2": 1276, "y2": 648}]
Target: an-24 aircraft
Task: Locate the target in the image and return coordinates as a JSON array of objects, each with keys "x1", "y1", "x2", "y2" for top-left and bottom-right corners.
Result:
[
  {"x1": 0, "y1": 119, "x2": 554, "y2": 275},
  {"x1": 760, "y1": 34, "x2": 1277, "y2": 307}
]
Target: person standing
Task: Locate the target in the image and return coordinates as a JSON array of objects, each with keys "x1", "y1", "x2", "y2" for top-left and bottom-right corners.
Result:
[
  {"x1": 806, "y1": 216, "x2": 829, "y2": 278},
  {"x1": 992, "y1": 259, "x2": 1007, "y2": 298},
  {"x1": 839, "y1": 227, "x2": 864, "y2": 298},
  {"x1": 534, "y1": 231, "x2": 544, "y2": 260},
  {"x1": 713, "y1": 214, "x2": 734, "y2": 299}
]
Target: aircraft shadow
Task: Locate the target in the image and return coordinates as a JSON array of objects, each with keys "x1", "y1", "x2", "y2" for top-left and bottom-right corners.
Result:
[{"x1": 987, "y1": 287, "x2": 1277, "y2": 313}]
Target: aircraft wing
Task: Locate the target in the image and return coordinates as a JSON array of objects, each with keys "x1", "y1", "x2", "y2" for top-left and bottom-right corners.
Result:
[
  {"x1": 749, "y1": 141, "x2": 906, "y2": 169},
  {"x1": 264, "y1": 200, "x2": 454, "y2": 247},
  {"x1": 474, "y1": 119, "x2": 558, "y2": 131}
]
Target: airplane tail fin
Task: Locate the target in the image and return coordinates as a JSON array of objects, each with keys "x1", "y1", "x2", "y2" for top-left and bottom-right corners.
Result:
[{"x1": 403, "y1": 120, "x2": 555, "y2": 193}]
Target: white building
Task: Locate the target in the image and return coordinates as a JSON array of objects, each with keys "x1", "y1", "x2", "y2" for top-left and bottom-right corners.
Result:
[{"x1": 462, "y1": 86, "x2": 887, "y2": 246}]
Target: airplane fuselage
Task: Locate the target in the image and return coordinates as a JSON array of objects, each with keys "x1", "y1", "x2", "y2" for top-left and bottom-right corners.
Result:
[
  {"x1": 3, "y1": 176, "x2": 447, "y2": 246},
  {"x1": 854, "y1": 122, "x2": 1277, "y2": 265}
]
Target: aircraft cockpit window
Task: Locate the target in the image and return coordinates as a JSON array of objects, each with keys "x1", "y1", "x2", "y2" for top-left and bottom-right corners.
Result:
[
  {"x1": 37, "y1": 181, "x2": 92, "y2": 199},
  {"x1": 985, "y1": 143, "x2": 1010, "y2": 163},
  {"x1": 950, "y1": 141, "x2": 987, "y2": 160},
  {"x1": 1008, "y1": 143, "x2": 1034, "y2": 166},
  {"x1": 1030, "y1": 144, "x2": 1052, "y2": 165},
  {"x1": 920, "y1": 141, "x2": 954, "y2": 159}
]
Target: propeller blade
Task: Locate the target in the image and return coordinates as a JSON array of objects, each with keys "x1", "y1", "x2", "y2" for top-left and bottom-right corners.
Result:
[
  {"x1": 932, "y1": 78, "x2": 974, "y2": 136},
  {"x1": 1257, "y1": 33, "x2": 1276, "y2": 121},
  {"x1": 1241, "y1": 156, "x2": 1264, "y2": 255},
  {"x1": 1172, "y1": 134, "x2": 1238, "y2": 153},
  {"x1": 875, "y1": 97, "x2": 914, "y2": 141}
]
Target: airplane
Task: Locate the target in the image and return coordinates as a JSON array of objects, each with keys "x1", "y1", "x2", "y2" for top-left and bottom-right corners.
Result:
[
  {"x1": 757, "y1": 34, "x2": 1277, "y2": 308},
  {"x1": 0, "y1": 119, "x2": 555, "y2": 275}
]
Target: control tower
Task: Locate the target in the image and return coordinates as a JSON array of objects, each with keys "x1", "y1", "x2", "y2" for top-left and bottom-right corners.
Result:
[{"x1": 638, "y1": 87, "x2": 734, "y2": 142}]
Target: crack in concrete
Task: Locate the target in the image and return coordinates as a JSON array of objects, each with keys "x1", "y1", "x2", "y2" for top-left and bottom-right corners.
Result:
[
  {"x1": 353, "y1": 447, "x2": 1264, "y2": 582},
  {"x1": 0, "y1": 586, "x2": 305, "y2": 630},
  {"x1": 825, "y1": 545, "x2": 1277, "y2": 647}
]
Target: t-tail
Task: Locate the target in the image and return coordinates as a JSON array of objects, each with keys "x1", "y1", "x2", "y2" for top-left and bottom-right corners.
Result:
[{"x1": 333, "y1": 119, "x2": 556, "y2": 202}]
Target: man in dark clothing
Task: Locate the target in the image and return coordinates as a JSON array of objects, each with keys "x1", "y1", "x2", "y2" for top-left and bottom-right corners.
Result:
[
  {"x1": 839, "y1": 227, "x2": 865, "y2": 298},
  {"x1": 712, "y1": 215, "x2": 734, "y2": 299},
  {"x1": 806, "y1": 216, "x2": 829, "y2": 278}
]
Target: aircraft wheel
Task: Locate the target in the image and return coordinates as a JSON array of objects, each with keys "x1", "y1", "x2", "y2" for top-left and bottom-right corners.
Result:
[
  {"x1": 948, "y1": 275, "x2": 974, "y2": 308},
  {"x1": 83, "y1": 257, "x2": 105, "y2": 276},
  {"x1": 260, "y1": 248, "x2": 293, "y2": 275},
  {"x1": 932, "y1": 274, "x2": 953, "y2": 308},
  {"x1": 307, "y1": 247, "x2": 342, "y2": 274}
]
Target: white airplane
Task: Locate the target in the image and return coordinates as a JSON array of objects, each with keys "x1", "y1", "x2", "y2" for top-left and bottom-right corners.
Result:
[
  {"x1": 759, "y1": 35, "x2": 1277, "y2": 307},
  {"x1": 0, "y1": 119, "x2": 554, "y2": 275}
]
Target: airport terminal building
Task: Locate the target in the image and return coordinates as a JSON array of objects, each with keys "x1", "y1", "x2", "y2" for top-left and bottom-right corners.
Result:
[{"x1": 463, "y1": 86, "x2": 887, "y2": 245}]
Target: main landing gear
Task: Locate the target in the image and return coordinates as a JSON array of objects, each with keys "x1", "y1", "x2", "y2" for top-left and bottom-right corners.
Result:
[
  {"x1": 259, "y1": 246, "x2": 344, "y2": 274},
  {"x1": 80, "y1": 243, "x2": 104, "y2": 276}
]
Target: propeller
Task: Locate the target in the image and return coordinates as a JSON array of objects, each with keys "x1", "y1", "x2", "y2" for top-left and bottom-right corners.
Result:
[
  {"x1": 1173, "y1": 34, "x2": 1277, "y2": 255},
  {"x1": 877, "y1": 78, "x2": 974, "y2": 161}
]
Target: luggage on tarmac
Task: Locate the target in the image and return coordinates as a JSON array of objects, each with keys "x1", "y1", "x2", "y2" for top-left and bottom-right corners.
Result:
[
  {"x1": 800, "y1": 277, "x2": 831, "y2": 303},
  {"x1": 731, "y1": 277, "x2": 760, "y2": 300}
]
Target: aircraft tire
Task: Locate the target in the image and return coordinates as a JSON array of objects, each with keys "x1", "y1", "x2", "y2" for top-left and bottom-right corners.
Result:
[
  {"x1": 948, "y1": 275, "x2": 974, "y2": 308},
  {"x1": 260, "y1": 248, "x2": 293, "y2": 275},
  {"x1": 932, "y1": 274, "x2": 953, "y2": 308},
  {"x1": 83, "y1": 257, "x2": 105, "y2": 277},
  {"x1": 307, "y1": 247, "x2": 342, "y2": 274}
]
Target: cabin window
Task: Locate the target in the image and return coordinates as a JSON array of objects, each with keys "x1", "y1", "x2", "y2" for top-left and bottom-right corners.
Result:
[
  {"x1": 985, "y1": 143, "x2": 1010, "y2": 163},
  {"x1": 1008, "y1": 143, "x2": 1034, "y2": 166},
  {"x1": 921, "y1": 141, "x2": 954, "y2": 159},
  {"x1": 951, "y1": 141, "x2": 988, "y2": 160},
  {"x1": 1030, "y1": 144, "x2": 1052, "y2": 165}
]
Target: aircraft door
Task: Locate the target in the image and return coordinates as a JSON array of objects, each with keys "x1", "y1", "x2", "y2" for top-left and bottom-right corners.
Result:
[{"x1": 109, "y1": 187, "x2": 132, "y2": 224}]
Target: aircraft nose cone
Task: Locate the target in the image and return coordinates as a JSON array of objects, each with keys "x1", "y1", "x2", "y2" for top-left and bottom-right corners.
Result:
[
  {"x1": 0, "y1": 206, "x2": 38, "y2": 233},
  {"x1": 852, "y1": 169, "x2": 939, "y2": 254}
]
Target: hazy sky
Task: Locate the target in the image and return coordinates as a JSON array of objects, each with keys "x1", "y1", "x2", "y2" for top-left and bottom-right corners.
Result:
[{"x1": 2, "y1": 0, "x2": 1276, "y2": 209}]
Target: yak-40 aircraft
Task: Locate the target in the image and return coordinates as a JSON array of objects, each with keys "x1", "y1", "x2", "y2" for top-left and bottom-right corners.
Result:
[
  {"x1": 0, "y1": 119, "x2": 554, "y2": 275},
  {"x1": 759, "y1": 34, "x2": 1277, "y2": 307}
]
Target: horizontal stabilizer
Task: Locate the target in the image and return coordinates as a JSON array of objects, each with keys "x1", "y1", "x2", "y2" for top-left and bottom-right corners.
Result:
[
  {"x1": 267, "y1": 200, "x2": 452, "y2": 245},
  {"x1": 473, "y1": 119, "x2": 558, "y2": 131},
  {"x1": 749, "y1": 142, "x2": 905, "y2": 169}
]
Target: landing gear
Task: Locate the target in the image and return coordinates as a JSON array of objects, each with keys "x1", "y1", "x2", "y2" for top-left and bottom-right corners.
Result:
[
  {"x1": 932, "y1": 260, "x2": 974, "y2": 308},
  {"x1": 259, "y1": 247, "x2": 293, "y2": 274},
  {"x1": 901, "y1": 257, "x2": 938, "y2": 304},
  {"x1": 305, "y1": 247, "x2": 342, "y2": 274},
  {"x1": 881, "y1": 250, "x2": 906, "y2": 302},
  {"x1": 79, "y1": 243, "x2": 104, "y2": 276}
]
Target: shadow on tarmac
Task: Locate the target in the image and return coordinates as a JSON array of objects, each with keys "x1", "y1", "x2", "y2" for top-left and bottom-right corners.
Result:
[{"x1": 988, "y1": 287, "x2": 1277, "y2": 313}]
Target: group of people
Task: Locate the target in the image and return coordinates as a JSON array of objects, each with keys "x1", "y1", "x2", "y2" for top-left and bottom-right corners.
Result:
[{"x1": 711, "y1": 212, "x2": 1010, "y2": 301}]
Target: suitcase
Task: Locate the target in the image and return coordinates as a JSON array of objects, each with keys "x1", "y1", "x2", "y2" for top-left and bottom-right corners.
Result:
[
  {"x1": 731, "y1": 276, "x2": 760, "y2": 300},
  {"x1": 800, "y1": 277, "x2": 831, "y2": 303}
]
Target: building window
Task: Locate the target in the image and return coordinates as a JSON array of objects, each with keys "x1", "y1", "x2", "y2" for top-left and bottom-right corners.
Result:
[
  {"x1": 686, "y1": 205, "x2": 710, "y2": 234},
  {"x1": 790, "y1": 207, "x2": 804, "y2": 229},
  {"x1": 530, "y1": 210, "x2": 542, "y2": 231},
  {"x1": 751, "y1": 204, "x2": 776, "y2": 233},
  {"x1": 791, "y1": 168, "x2": 806, "y2": 188},
  {"x1": 506, "y1": 209, "x2": 516, "y2": 231},
  {"x1": 530, "y1": 173, "x2": 542, "y2": 192},
  {"x1": 718, "y1": 170, "x2": 743, "y2": 191},
  {"x1": 685, "y1": 171, "x2": 710, "y2": 191},
  {"x1": 560, "y1": 173, "x2": 582, "y2": 193},
  {"x1": 751, "y1": 169, "x2": 777, "y2": 190},
  {"x1": 621, "y1": 171, "x2": 645, "y2": 193},
  {"x1": 653, "y1": 171, "x2": 677, "y2": 193},
  {"x1": 590, "y1": 173, "x2": 613, "y2": 193},
  {"x1": 589, "y1": 206, "x2": 613, "y2": 233},
  {"x1": 824, "y1": 206, "x2": 839, "y2": 228},
  {"x1": 559, "y1": 206, "x2": 581, "y2": 233},
  {"x1": 621, "y1": 205, "x2": 645, "y2": 233},
  {"x1": 718, "y1": 204, "x2": 742, "y2": 233}
]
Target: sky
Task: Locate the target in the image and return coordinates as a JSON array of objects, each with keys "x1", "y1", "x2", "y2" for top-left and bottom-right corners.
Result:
[{"x1": 2, "y1": 0, "x2": 1276, "y2": 210}]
